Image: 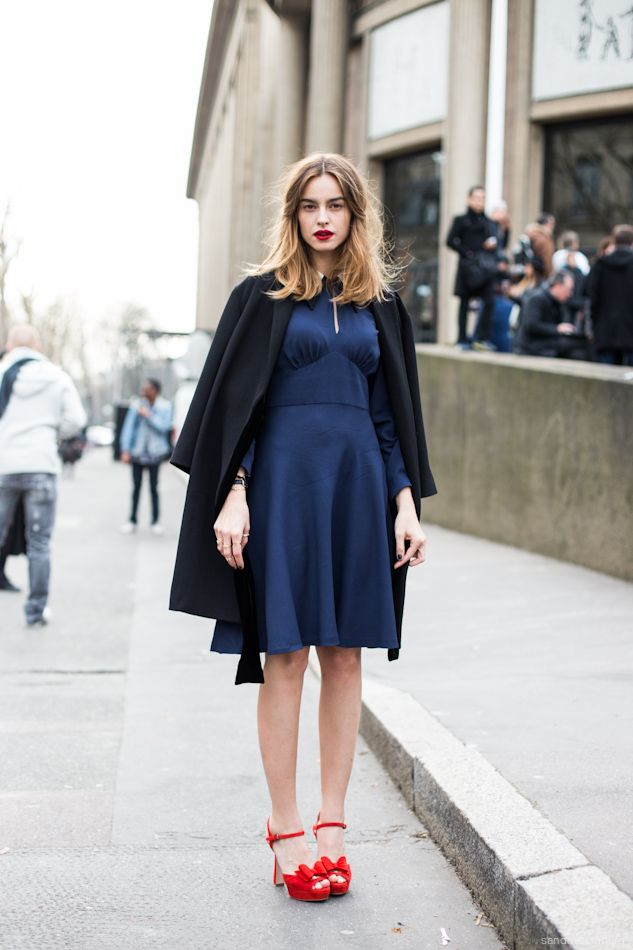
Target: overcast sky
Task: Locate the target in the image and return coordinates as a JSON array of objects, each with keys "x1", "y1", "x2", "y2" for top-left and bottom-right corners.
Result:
[{"x1": 0, "y1": 1, "x2": 212, "y2": 332}]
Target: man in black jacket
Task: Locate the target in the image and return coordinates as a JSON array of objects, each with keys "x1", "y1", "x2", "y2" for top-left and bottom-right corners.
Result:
[
  {"x1": 446, "y1": 185, "x2": 498, "y2": 350},
  {"x1": 588, "y1": 224, "x2": 633, "y2": 365},
  {"x1": 515, "y1": 271, "x2": 590, "y2": 359}
]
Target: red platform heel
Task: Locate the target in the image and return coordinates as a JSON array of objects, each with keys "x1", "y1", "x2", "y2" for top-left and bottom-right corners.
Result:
[
  {"x1": 312, "y1": 812, "x2": 352, "y2": 896},
  {"x1": 265, "y1": 818, "x2": 331, "y2": 901}
]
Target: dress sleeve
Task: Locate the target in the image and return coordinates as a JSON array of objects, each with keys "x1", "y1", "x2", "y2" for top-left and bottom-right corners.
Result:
[
  {"x1": 369, "y1": 360, "x2": 412, "y2": 502},
  {"x1": 240, "y1": 436, "x2": 256, "y2": 476}
]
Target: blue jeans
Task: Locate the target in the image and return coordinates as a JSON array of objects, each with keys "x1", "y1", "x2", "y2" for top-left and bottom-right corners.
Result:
[{"x1": 0, "y1": 473, "x2": 57, "y2": 623}]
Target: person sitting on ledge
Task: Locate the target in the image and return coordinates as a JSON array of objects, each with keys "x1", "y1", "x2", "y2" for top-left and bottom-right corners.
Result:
[{"x1": 514, "y1": 270, "x2": 591, "y2": 361}]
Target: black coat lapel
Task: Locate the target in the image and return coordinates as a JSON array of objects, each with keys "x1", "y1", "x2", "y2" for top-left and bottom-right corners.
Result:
[{"x1": 369, "y1": 296, "x2": 420, "y2": 513}]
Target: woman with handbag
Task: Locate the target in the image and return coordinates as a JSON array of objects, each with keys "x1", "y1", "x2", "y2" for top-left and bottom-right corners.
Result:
[{"x1": 170, "y1": 153, "x2": 437, "y2": 902}]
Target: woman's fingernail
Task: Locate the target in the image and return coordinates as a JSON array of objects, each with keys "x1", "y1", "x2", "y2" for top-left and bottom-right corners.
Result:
[{"x1": 396, "y1": 554, "x2": 402, "y2": 560}]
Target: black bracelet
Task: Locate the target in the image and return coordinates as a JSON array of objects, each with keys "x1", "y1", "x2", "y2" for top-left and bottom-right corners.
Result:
[{"x1": 233, "y1": 475, "x2": 248, "y2": 488}]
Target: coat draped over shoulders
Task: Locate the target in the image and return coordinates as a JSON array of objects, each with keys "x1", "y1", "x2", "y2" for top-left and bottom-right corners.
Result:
[{"x1": 169, "y1": 271, "x2": 437, "y2": 684}]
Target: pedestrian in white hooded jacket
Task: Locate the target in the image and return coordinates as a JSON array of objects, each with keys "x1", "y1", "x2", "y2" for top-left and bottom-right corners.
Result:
[{"x1": 0, "y1": 324, "x2": 86, "y2": 625}]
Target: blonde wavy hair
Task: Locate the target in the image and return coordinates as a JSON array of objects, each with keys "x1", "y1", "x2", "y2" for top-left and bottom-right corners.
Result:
[{"x1": 242, "y1": 152, "x2": 405, "y2": 307}]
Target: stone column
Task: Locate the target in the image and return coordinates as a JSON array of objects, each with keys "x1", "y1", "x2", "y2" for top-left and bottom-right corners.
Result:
[
  {"x1": 305, "y1": 0, "x2": 348, "y2": 153},
  {"x1": 437, "y1": 0, "x2": 491, "y2": 344},
  {"x1": 273, "y1": 13, "x2": 310, "y2": 170},
  {"x1": 230, "y1": 0, "x2": 261, "y2": 278},
  {"x1": 504, "y1": 0, "x2": 536, "y2": 244}
]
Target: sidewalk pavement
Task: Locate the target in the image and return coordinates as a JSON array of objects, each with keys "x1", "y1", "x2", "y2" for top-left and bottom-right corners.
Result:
[
  {"x1": 361, "y1": 515, "x2": 633, "y2": 898},
  {"x1": 358, "y1": 514, "x2": 633, "y2": 948},
  {"x1": 0, "y1": 449, "x2": 505, "y2": 950}
]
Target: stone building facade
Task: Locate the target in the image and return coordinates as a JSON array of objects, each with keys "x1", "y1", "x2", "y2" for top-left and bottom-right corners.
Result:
[{"x1": 188, "y1": 0, "x2": 633, "y2": 341}]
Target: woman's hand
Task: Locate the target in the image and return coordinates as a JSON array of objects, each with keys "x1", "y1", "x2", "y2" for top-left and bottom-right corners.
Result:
[
  {"x1": 393, "y1": 487, "x2": 427, "y2": 569},
  {"x1": 213, "y1": 491, "x2": 250, "y2": 570}
]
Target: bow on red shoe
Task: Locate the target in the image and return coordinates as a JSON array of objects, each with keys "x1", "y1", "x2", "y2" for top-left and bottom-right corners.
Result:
[
  {"x1": 295, "y1": 863, "x2": 321, "y2": 883},
  {"x1": 265, "y1": 819, "x2": 331, "y2": 901},
  {"x1": 314, "y1": 854, "x2": 352, "y2": 895},
  {"x1": 312, "y1": 814, "x2": 352, "y2": 896}
]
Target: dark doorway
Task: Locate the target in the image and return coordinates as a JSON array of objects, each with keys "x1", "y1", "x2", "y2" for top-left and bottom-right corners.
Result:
[
  {"x1": 383, "y1": 149, "x2": 443, "y2": 342},
  {"x1": 543, "y1": 114, "x2": 633, "y2": 256}
]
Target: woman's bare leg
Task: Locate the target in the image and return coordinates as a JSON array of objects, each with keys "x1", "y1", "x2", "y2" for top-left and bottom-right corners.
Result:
[
  {"x1": 314, "y1": 645, "x2": 362, "y2": 884},
  {"x1": 257, "y1": 646, "x2": 327, "y2": 888}
]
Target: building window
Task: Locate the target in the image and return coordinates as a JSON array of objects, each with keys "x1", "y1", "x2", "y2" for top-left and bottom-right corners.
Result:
[
  {"x1": 571, "y1": 155, "x2": 602, "y2": 219},
  {"x1": 383, "y1": 149, "x2": 443, "y2": 343},
  {"x1": 543, "y1": 115, "x2": 633, "y2": 253}
]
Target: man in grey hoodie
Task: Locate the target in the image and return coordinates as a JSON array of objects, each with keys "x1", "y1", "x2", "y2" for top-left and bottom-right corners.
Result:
[{"x1": 0, "y1": 324, "x2": 87, "y2": 626}]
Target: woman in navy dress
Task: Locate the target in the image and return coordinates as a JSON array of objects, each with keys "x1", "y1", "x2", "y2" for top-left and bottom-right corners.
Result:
[{"x1": 210, "y1": 154, "x2": 431, "y2": 902}]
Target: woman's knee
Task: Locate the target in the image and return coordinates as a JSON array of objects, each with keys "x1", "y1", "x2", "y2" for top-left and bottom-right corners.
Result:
[
  {"x1": 265, "y1": 647, "x2": 310, "y2": 678},
  {"x1": 318, "y1": 646, "x2": 361, "y2": 678}
]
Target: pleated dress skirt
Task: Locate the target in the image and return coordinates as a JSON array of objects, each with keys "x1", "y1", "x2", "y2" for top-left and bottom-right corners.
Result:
[{"x1": 210, "y1": 291, "x2": 410, "y2": 657}]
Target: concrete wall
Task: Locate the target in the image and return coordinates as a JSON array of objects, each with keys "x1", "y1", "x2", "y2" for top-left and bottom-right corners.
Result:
[
  {"x1": 193, "y1": 2, "x2": 244, "y2": 331},
  {"x1": 418, "y1": 348, "x2": 633, "y2": 582},
  {"x1": 196, "y1": 67, "x2": 237, "y2": 331},
  {"x1": 192, "y1": 0, "x2": 311, "y2": 333}
]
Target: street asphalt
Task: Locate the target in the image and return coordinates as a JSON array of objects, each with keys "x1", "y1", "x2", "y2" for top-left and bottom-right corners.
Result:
[{"x1": 0, "y1": 449, "x2": 505, "y2": 950}]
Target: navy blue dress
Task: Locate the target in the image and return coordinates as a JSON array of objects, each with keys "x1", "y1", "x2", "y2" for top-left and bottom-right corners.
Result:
[{"x1": 211, "y1": 281, "x2": 412, "y2": 656}]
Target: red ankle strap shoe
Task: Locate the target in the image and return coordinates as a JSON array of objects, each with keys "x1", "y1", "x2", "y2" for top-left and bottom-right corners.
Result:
[
  {"x1": 312, "y1": 812, "x2": 352, "y2": 896},
  {"x1": 265, "y1": 818, "x2": 330, "y2": 901}
]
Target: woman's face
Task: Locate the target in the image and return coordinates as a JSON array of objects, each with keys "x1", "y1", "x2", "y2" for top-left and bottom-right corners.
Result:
[{"x1": 297, "y1": 173, "x2": 352, "y2": 262}]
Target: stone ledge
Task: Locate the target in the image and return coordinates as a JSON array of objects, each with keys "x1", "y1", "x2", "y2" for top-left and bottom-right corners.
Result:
[
  {"x1": 416, "y1": 345, "x2": 633, "y2": 581},
  {"x1": 359, "y1": 676, "x2": 633, "y2": 950},
  {"x1": 416, "y1": 343, "x2": 633, "y2": 383}
]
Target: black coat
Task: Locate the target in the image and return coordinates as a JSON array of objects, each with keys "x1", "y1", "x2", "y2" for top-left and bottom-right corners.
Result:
[
  {"x1": 446, "y1": 209, "x2": 497, "y2": 297},
  {"x1": 169, "y1": 271, "x2": 437, "y2": 684},
  {"x1": 587, "y1": 248, "x2": 633, "y2": 351},
  {"x1": 515, "y1": 287, "x2": 582, "y2": 357}
]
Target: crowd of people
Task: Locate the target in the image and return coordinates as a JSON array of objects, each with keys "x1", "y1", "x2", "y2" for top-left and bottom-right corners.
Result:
[{"x1": 446, "y1": 186, "x2": 633, "y2": 366}]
